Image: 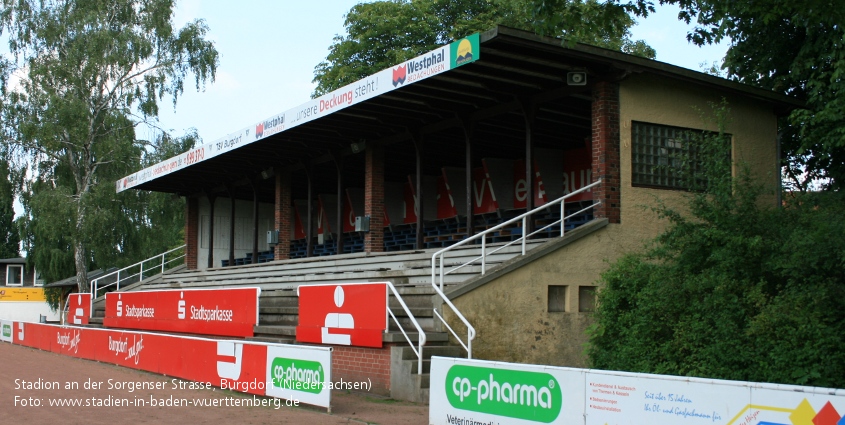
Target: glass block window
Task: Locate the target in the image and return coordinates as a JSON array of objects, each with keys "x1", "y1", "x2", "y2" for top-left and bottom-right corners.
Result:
[{"x1": 632, "y1": 121, "x2": 730, "y2": 190}]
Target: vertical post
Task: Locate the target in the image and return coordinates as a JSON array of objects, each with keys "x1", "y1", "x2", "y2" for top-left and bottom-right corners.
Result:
[
  {"x1": 334, "y1": 156, "x2": 344, "y2": 255},
  {"x1": 228, "y1": 190, "x2": 235, "y2": 266},
  {"x1": 185, "y1": 196, "x2": 199, "y2": 270},
  {"x1": 364, "y1": 143, "x2": 385, "y2": 253},
  {"x1": 522, "y1": 216, "x2": 527, "y2": 255},
  {"x1": 413, "y1": 134, "x2": 424, "y2": 250},
  {"x1": 591, "y1": 81, "x2": 621, "y2": 223},
  {"x1": 521, "y1": 99, "x2": 536, "y2": 236},
  {"x1": 207, "y1": 194, "x2": 216, "y2": 268},
  {"x1": 140, "y1": 262, "x2": 144, "y2": 282},
  {"x1": 275, "y1": 169, "x2": 292, "y2": 260},
  {"x1": 251, "y1": 179, "x2": 259, "y2": 264},
  {"x1": 306, "y1": 167, "x2": 314, "y2": 257},
  {"x1": 481, "y1": 237, "x2": 486, "y2": 275},
  {"x1": 462, "y1": 119, "x2": 474, "y2": 240}
]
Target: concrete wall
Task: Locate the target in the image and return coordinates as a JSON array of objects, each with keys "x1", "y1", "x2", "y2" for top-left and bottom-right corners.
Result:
[
  {"x1": 445, "y1": 74, "x2": 780, "y2": 367},
  {"x1": 0, "y1": 302, "x2": 60, "y2": 322}
]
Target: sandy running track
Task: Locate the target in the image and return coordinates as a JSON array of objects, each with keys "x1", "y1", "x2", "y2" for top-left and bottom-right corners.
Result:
[{"x1": 0, "y1": 342, "x2": 428, "y2": 424}]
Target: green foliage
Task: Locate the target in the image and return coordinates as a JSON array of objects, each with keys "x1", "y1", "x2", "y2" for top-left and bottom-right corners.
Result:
[
  {"x1": 312, "y1": 0, "x2": 655, "y2": 96},
  {"x1": 588, "y1": 104, "x2": 845, "y2": 388},
  {"x1": 0, "y1": 0, "x2": 218, "y2": 291},
  {"x1": 0, "y1": 159, "x2": 20, "y2": 258}
]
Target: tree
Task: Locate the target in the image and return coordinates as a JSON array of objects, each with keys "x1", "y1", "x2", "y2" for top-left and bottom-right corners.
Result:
[
  {"x1": 313, "y1": 0, "x2": 655, "y2": 96},
  {"x1": 0, "y1": 0, "x2": 218, "y2": 292},
  {"x1": 0, "y1": 159, "x2": 20, "y2": 259},
  {"x1": 587, "y1": 106, "x2": 845, "y2": 388}
]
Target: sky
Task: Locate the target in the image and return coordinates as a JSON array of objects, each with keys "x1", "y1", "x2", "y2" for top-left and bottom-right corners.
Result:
[{"x1": 150, "y1": 0, "x2": 729, "y2": 146}]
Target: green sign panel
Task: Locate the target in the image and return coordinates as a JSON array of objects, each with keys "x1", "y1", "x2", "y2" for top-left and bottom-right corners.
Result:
[
  {"x1": 2, "y1": 324, "x2": 10, "y2": 338},
  {"x1": 445, "y1": 364, "x2": 562, "y2": 423},
  {"x1": 270, "y1": 357, "x2": 324, "y2": 395},
  {"x1": 450, "y1": 33, "x2": 480, "y2": 68}
]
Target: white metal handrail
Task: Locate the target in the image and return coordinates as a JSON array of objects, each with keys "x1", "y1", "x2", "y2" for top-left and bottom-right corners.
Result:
[
  {"x1": 385, "y1": 282, "x2": 427, "y2": 375},
  {"x1": 91, "y1": 245, "x2": 186, "y2": 298},
  {"x1": 430, "y1": 179, "x2": 602, "y2": 358}
]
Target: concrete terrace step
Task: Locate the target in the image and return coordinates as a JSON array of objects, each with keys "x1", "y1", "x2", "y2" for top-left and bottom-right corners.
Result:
[{"x1": 252, "y1": 325, "x2": 449, "y2": 343}]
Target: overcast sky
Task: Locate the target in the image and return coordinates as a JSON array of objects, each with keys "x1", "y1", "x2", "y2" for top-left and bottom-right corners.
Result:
[{"x1": 149, "y1": 0, "x2": 729, "y2": 146}]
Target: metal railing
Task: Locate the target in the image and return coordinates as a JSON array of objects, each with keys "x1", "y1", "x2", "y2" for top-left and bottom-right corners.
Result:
[
  {"x1": 385, "y1": 282, "x2": 427, "y2": 375},
  {"x1": 430, "y1": 179, "x2": 602, "y2": 358},
  {"x1": 90, "y1": 245, "x2": 186, "y2": 299}
]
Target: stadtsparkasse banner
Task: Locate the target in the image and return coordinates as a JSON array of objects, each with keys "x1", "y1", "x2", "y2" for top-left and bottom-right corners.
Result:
[
  {"x1": 115, "y1": 34, "x2": 480, "y2": 193},
  {"x1": 66, "y1": 292, "x2": 92, "y2": 325},
  {"x1": 103, "y1": 288, "x2": 260, "y2": 337}
]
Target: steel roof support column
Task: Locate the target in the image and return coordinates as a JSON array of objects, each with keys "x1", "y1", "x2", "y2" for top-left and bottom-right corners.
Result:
[
  {"x1": 185, "y1": 196, "x2": 199, "y2": 270},
  {"x1": 461, "y1": 119, "x2": 475, "y2": 240},
  {"x1": 206, "y1": 193, "x2": 216, "y2": 269},
  {"x1": 274, "y1": 168, "x2": 292, "y2": 260},
  {"x1": 334, "y1": 155, "x2": 344, "y2": 256},
  {"x1": 364, "y1": 142, "x2": 385, "y2": 253},
  {"x1": 250, "y1": 178, "x2": 259, "y2": 264},
  {"x1": 413, "y1": 134, "x2": 425, "y2": 250},
  {"x1": 305, "y1": 167, "x2": 314, "y2": 257},
  {"x1": 227, "y1": 188, "x2": 235, "y2": 267},
  {"x1": 521, "y1": 99, "x2": 537, "y2": 236}
]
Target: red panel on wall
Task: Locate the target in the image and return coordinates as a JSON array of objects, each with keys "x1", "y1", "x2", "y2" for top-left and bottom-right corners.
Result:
[
  {"x1": 66, "y1": 292, "x2": 92, "y2": 325},
  {"x1": 562, "y1": 146, "x2": 593, "y2": 201},
  {"x1": 103, "y1": 288, "x2": 259, "y2": 337},
  {"x1": 296, "y1": 283, "x2": 387, "y2": 348},
  {"x1": 403, "y1": 177, "x2": 417, "y2": 224},
  {"x1": 472, "y1": 162, "x2": 499, "y2": 214},
  {"x1": 294, "y1": 207, "x2": 306, "y2": 240},
  {"x1": 342, "y1": 190, "x2": 356, "y2": 233},
  {"x1": 436, "y1": 170, "x2": 458, "y2": 219}
]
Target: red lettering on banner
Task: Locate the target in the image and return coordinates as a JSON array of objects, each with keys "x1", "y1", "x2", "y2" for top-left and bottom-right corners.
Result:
[
  {"x1": 66, "y1": 293, "x2": 92, "y2": 325},
  {"x1": 436, "y1": 171, "x2": 458, "y2": 219},
  {"x1": 13, "y1": 323, "x2": 269, "y2": 397},
  {"x1": 562, "y1": 147, "x2": 593, "y2": 201},
  {"x1": 296, "y1": 283, "x2": 387, "y2": 348},
  {"x1": 403, "y1": 177, "x2": 418, "y2": 224},
  {"x1": 473, "y1": 162, "x2": 499, "y2": 214},
  {"x1": 343, "y1": 190, "x2": 355, "y2": 233},
  {"x1": 104, "y1": 288, "x2": 260, "y2": 337},
  {"x1": 513, "y1": 159, "x2": 548, "y2": 209}
]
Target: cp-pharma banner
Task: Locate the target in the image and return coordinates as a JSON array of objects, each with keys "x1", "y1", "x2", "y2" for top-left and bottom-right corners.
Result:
[
  {"x1": 104, "y1": 287, "x2": 260, "y2": 337},
  {"x1": 115, "y1": 33, "x2": 480, "y2": 193},
  {"x1": 429, "y1": 357, "x2": 845, "y2": 425},
  {"x1": 0, "y1": 320, "x2": 13, "y2": 342},
  {"x1": 265, "y1": 345, "x2": 332, "y2": 408}
]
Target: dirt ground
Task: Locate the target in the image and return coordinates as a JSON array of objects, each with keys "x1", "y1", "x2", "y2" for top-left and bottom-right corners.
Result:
[{"x1": 0, "y1": 342, "x2": 429, "y2": 424}]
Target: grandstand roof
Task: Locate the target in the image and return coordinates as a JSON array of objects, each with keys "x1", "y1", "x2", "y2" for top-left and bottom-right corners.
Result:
[{"x1": 117, "y1": 26, "x2": 800, "y2": 203}]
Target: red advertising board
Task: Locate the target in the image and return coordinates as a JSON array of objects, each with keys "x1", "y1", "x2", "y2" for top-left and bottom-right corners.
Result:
[
  {"x1": 316, "y1": 196, "x2": 331, "y2": 236},
  {"x1": 13, "y1": 322, "x2": 269, "y2": 396},
  {"x1": 66, "y1": 292, "x2": 92, "y2": 325},
  {"x1": 562, "y1": 146, "x2": 593, "y2": 201},
  {"x1": 103, "y1": 288, "x2": 260, "y2": 337},
  {"x1": 436, "y1": 171, "x2": 458, "y2": 219},
  {"x1": 472, "y1": 162, "x2": 499, "y2": 214},
  {"x1": 296, "y1": 283, "x2": 387, "y2": 348},
  {"x1": 513, "y1": 159, "x2": 549, "y2": 209},
  {"x1": 294, "y1": 207, "x2": 306, "y2": 240}
]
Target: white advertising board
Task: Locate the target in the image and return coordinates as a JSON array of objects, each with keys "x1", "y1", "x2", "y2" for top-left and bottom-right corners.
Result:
[
  {"x1": 430, "y1": 357, "x2": 845, "y2": 425},
  {"x1": 0, "y1": 319, "x2": 12, "y2": 342},
  {"x1": 265, "y1": 345, "x2": 332, "y2": 409}
]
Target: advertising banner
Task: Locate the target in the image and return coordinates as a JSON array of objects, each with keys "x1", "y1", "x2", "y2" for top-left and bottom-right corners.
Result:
[
  {"x1": 342, "y1": 190, "x2": 356, "y2": 233},
  {"x1": 436, "y1": 172, "x2": 458, "y2": 220},
  {"x1": 265, "y1": 345, "x2": 332, "y2": 408},
  {"x1": 430, "y1": 357, "x2": 845, "y2": 425},
  {"x1": 403, "y1": 177, "x2": 418, "y2": 224},
  {"x1": 0, "y1": 319, "x2": 12, "y2": 342},
  {"x1": 9, "y1": 321, "x2": 332, "y2": 408},
  {"x1": 296, "y1": 283, "x2": 388, "y2": 348},
  {"x1": 0, "y1": 287, "x2": 46, "y2": 302},
  {"x1": 116, "y1": 34, "x2": 481, "y2": 193},
  {"x1": 103, "y1": 288, "x2": 260, "y2": 337},
  {"x1": 472, "y1": 164, "x2": 499, "y2": 215},
  {"x1": 562, "y1": 146, "x2": 593, "y2": 202},
  {"x1": 514, "y1": 159, "x2": 549, "y2": 209},
  {"x1": 66, "y1": 292, "x2": 92, "y2": 325}
]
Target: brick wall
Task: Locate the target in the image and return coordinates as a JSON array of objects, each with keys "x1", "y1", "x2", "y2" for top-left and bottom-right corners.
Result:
[
  {"x1": 364, "y1": 143, "x2": 385, "y2": 252},
  {"x1": 185, "y1": 197, "x2": 199, "y2": 270},
  {"x1": 591, "y1": 81, "x2": 621, "y2": 223},
  {"x1": 331, "y1": 345, "x2": 392, "y2": 395},
  {"x1": 274, "y1": 169, "x2": 291, "y2": 260}
]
